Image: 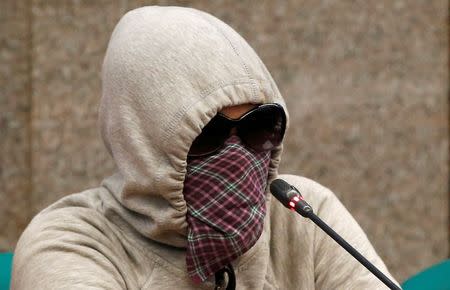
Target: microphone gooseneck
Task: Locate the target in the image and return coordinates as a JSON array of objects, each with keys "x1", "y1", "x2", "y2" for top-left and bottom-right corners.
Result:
[{"x1": 270, "y1": 179, "x2": 401, "y2": 290}]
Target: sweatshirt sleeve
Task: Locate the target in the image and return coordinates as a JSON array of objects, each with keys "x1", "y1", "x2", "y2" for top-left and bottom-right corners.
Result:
[
  {"x1": 11, "y1": 208, "x2": 132, "y2": 290},
  {"x1": 312, "y1": 185, "x2": 401, "y2": 289}
]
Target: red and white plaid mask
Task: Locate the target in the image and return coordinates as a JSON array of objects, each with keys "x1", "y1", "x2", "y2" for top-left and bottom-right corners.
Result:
[{"x1": 183, "y1": 135, "x2": 271, "y2": 283}]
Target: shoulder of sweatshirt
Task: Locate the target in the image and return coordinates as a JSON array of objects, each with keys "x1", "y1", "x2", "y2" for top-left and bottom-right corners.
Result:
[
  {"x1": 269, "y1": 174, "x2": 400, "y2": 289},
  {"x1": 12, "y1": 188, "x2": 146, "y2": 289}
]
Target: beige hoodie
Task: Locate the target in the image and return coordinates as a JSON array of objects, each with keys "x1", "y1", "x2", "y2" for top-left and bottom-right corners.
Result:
[{"x1": 12, "y1": 6, "x2": 399, "y2": 290}]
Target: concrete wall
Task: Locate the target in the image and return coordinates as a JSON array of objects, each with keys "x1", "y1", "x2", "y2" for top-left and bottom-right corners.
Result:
[{"x1": 1, "y1": 0, "x2": 447, "y2": 282}]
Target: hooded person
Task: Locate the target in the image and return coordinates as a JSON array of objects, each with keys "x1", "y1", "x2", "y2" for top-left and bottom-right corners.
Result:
[{"x1": 11, "y1": 6, "x2": 399, "y2": 290}]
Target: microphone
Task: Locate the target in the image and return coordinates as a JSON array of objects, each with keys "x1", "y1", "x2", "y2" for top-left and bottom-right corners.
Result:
[{"x1": 270, "y1": 179, "x2": 401, "y2": 290}]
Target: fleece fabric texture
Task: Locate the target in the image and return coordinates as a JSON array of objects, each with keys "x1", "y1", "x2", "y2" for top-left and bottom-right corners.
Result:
[{"x1": 12, "y1": 6, "x2": 399, "y2": 290}]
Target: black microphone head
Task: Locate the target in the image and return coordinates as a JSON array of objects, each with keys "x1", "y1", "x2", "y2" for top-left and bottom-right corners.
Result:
[
  {"x1": 270, "y1": 179, "x2": 292, "y2": 208},
  {"x1": 270, "y1": 179, "x2": 313, "y2": 217}
]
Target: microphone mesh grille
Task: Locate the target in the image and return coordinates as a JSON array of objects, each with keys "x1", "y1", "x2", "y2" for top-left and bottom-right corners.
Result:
[{"x1": 270, "y1": 179, "x2": 291, "y2": 195}]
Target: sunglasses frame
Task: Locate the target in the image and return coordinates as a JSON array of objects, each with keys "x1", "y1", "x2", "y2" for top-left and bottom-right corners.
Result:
[{"x1": 188, "y1": 103, "x2": 286, "y2": 157}]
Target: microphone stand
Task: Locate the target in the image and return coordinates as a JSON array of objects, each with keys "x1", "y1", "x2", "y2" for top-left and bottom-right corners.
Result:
[{"x1": 292, "y1": 196, "x2": 401, "y2": 290}]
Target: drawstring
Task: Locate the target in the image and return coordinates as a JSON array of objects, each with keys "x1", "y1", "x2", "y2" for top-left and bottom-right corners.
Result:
[{"x1": 214, "y1": 264, "x2": 236, "y2": 290}]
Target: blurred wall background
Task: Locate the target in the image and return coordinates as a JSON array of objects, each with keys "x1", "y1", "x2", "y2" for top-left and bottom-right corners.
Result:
[{"x1": 0, "y1": 0, "x2": 448, "y2": 283}]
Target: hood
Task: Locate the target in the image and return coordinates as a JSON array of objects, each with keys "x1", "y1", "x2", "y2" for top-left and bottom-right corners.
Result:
[{"x1": 99, "y1": 6, "x2": 289, "y2": 247}]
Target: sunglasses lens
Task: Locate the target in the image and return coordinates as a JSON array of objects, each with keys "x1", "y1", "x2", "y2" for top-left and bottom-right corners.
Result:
[
  {"x1": 188, "y1": 116, "x2": 230, "y2": 157},
  {"x1": 188, "y1": 104, "x2": 286, "y2": 157},
  {"x1": 238, "y1": 105, "x2": 286, "y2": 152}
]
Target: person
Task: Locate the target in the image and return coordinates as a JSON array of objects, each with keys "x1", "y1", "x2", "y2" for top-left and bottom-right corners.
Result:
[{"x1": 11, "y1": 6, "x2": 399, "y2": 290}]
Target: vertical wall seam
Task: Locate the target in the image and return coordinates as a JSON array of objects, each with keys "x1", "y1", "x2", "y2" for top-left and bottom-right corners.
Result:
[
  {"x1": 447, "y1": 0, "x2": 450, "y2": 259},
  {"x1": 26, "y1": 0, "x2": 33, "y2": 223},
  {"x1": 121, "y1": 0, "x2": 128, "y2": 15}
]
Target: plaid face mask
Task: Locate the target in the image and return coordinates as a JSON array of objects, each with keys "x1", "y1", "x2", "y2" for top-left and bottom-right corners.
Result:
[{"x1": 183, "y1": 135, "x2": 271, "y2": 283}]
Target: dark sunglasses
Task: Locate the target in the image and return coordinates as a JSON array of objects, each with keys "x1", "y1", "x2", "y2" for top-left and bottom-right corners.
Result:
[{"x1": 188, "y1": 103, "x2": 287, "y2": 157}]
